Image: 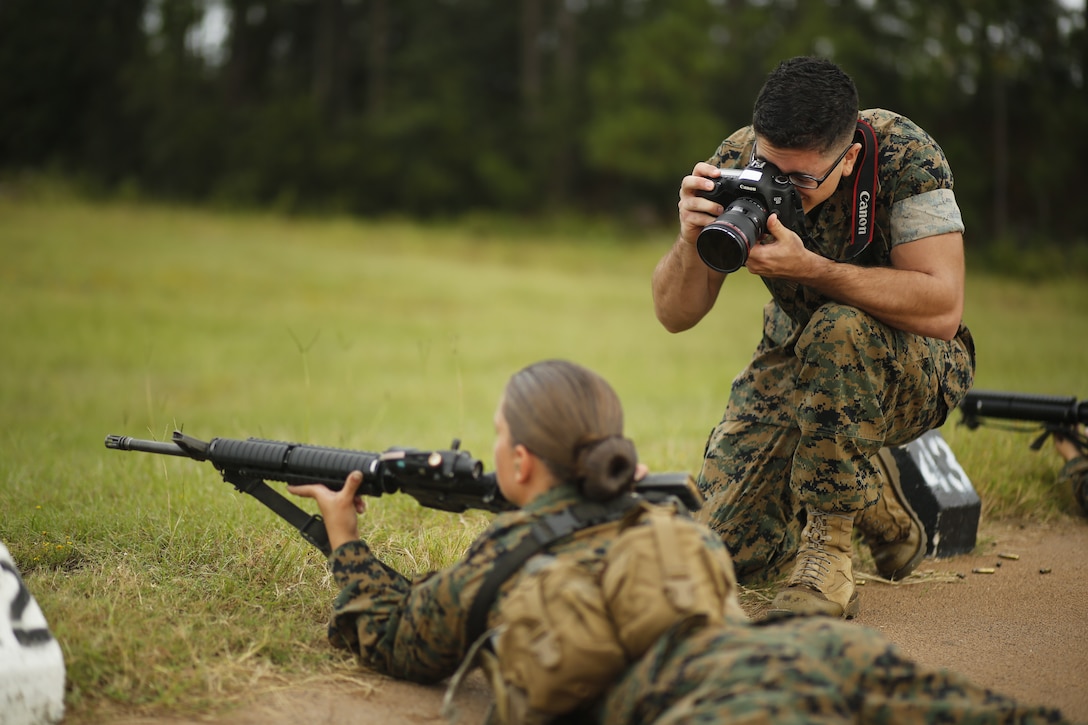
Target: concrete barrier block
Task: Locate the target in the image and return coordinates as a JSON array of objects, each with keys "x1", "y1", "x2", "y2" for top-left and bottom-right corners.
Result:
[{"x1": 876, "y1": 430, "x2": 981, "y2": 558}]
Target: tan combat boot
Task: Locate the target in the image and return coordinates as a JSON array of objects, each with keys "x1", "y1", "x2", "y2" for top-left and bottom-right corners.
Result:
[
  {"x1": 857, "y1": 449, "x2": 927, "y2": 581},
  {"x1": 770, "y1": 511, "x2": 858, "y2": 619}
]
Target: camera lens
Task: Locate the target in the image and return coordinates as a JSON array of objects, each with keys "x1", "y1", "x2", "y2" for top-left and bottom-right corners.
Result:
[{"x1": 696, "y1": 197, "x2": 768, "y2": 273}]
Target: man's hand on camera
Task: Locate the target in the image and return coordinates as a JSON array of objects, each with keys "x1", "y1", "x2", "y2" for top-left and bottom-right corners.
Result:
[
  {"x1": 677, "y1": 162, "x2": 723, "y2": 247},
  {"x1": 746, "y1": 212, "x2": 818, "y2": 280}
]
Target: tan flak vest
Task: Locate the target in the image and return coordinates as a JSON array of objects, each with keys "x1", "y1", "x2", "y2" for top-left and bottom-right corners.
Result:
[{"x1": 444, "y1": 497, "x2": 746, "y2": 725}]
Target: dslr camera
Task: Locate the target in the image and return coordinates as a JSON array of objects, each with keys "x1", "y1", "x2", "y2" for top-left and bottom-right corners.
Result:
[{"x1": 695, "y1": 159, "x2": 807, "y2": 273}]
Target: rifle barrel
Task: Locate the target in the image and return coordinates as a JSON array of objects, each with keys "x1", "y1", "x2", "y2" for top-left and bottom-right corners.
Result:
[
  {"x1": 959, "y1": 390, "x2": 1087, "y2": 425},
  {"x1": 104, "y1": 435, "x2": 188, "y2": 457}
]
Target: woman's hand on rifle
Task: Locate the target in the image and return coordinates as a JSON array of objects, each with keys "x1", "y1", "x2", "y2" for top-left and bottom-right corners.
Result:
[{"x1": 288, "y1": 471, "x2": 367, "y2": 551}]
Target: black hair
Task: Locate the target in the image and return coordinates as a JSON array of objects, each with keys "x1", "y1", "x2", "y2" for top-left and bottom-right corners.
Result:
[{"x1": 752, "y1": 56, "x2": 859, "y2": 154}]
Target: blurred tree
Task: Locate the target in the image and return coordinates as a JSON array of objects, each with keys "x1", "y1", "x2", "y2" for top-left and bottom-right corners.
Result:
[
  {"x1": 127, "y1": 0, "x2": 230, "y2": 198},
  {"x1": 0, "y1": 0, "x2": 1083, "y2": 246},
  {"x1": 841, "y1": 0, "x2": 1087, "y2": 243},
  {"x1": 0, "y1": 0, "x2": 147, "y2": 183},
  {"x1": 582, "y1": 0, "x2": 740, "y2": 218},
  {"x1": 366, "y1": 0, "x2": 390, "y2": 118}
]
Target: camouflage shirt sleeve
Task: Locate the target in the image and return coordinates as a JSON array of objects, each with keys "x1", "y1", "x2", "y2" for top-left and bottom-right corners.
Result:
[
  {"x1": 866, "y1": 110, "x2": 964, "y2": 246},
  {"x1": 322, "y1": 486, "x2": 591, "y2": 685},
  {"x1": 707, "y1": 126, "x2": 754, "y2": 169},
  {"x1": 324, "y1": 514, "x2": 530, "y2": 684}
]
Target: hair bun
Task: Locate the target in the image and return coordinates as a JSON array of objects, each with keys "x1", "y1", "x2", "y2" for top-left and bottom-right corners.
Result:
[{"x1": 577, "y1": 436, "x2": 637, "y2": 502}]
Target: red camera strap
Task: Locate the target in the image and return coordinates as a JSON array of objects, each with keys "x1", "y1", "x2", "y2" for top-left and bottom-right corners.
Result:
[{"x1": 842, "y1": 118, "x2": 878, "y2": 260}]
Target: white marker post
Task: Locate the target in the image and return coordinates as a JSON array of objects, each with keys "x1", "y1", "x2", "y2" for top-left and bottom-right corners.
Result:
[{"x1": 0, "y1": 542, "x2": 66, "y2": 724}]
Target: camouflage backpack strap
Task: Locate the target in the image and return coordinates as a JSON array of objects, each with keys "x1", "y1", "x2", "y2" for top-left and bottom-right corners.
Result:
[{"x1": 464, "y1": 496, "x2": 638, "y2": 647}]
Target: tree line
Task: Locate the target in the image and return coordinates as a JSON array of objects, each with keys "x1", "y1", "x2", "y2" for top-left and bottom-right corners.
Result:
[{"x1": 1, "y1": 0, "x2": 1085, "y2": 247}]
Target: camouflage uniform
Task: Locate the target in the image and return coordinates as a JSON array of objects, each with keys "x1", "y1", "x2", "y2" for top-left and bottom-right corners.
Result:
[
  {"x1": 324, "y1": 483, "x2": 732, "y2": 684},
  {"x1": 1059, "y1": 455, "x2": 1088, "y2": 516},
  {"x1": 325, "y1": 486, "x2": 1073, "y2": 724},
  {"x1": 696, "y1": 109, "x2": 976, "y2": 583},
  {"x1": 600, "y1": 615, "x2": 1070, "y2": 724}
]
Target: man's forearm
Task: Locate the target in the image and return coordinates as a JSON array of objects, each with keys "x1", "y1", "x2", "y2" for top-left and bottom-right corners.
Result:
[
  {"x1": 652, "y1": 236, "x2": 725, "y2": 333},
  {"x1": 747, "y1": 226, "x2": 966, "y2": 340},
  {"x1": 796, "y1": 257, "x2": 963, "y2": 340}
]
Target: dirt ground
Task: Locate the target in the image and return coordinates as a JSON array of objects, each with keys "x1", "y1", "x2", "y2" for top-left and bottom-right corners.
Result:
[{"x1": 96, "y1": 516, "x2": 1088, "y2": 725}]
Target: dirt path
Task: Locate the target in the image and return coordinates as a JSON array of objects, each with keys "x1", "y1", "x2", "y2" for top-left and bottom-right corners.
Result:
[
  {"x1": 96, "y1": 516, "x2": 1088, "y2": 725},
  {"x1": 856, "y1": 517, "x2": 1088, "y2": 722}
]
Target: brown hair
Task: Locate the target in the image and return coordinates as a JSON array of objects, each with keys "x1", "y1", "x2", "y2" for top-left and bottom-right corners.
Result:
[{"x1": 502, "y1": 359, "x2": 638, "y2": 501}]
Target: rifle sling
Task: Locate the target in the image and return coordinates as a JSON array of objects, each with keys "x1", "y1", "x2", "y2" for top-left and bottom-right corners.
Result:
[
  {"x1": 464, "y1": 496, "x2": 639, "y2": 646},
  {"x1": 224, "y1": 473, "x2": 332, "y2": 556}
]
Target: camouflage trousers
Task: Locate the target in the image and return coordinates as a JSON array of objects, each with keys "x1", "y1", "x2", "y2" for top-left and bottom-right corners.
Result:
[
  {"x1": 600, "y1": 615, "x2": 1069, "y2": 725},
  {"x1": 696, "y1": 303, "x2": 975, "y2": 583}
]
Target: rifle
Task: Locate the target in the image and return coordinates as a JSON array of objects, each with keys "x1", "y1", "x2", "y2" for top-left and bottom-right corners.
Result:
[
  {"x1": 104, "y1": 431, "x2": 703, "y2": 555},
  {"x1": 957, "y1": 389, "x2": 1088, "y2": 457}
]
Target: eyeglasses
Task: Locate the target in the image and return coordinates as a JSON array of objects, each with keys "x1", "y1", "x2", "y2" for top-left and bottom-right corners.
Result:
[{"x1": 751, "y1": 140, "x2": 853, "y2": 190}]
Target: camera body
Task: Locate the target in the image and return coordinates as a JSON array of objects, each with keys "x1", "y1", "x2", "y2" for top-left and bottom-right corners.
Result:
[{"x1": 695, "y1": 159, "x2": 807, "y2": 273}]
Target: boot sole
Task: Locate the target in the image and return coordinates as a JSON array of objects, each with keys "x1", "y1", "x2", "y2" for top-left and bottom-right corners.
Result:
[{"x1": 768, "y1": 589, "x2": 859, "y2": 620}]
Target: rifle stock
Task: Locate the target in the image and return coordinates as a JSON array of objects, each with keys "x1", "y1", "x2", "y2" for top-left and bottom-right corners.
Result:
[{"x1": 105, "y1": 431, "x2": 703, "y2": 554}]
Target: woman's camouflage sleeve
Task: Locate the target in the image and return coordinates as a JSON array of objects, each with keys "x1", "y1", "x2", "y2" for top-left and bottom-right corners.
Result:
[
  {"x1": 326, "y1": 540, "x2": 412, "y2": 655},
  {"x1": 322, "y1": 514, "x2": 529, "y2": 684}
]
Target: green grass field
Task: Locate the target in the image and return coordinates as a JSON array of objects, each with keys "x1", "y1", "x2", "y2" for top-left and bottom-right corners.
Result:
[{"x1": 1, "y1": 193, "x2": 1085, "y2": 720}]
